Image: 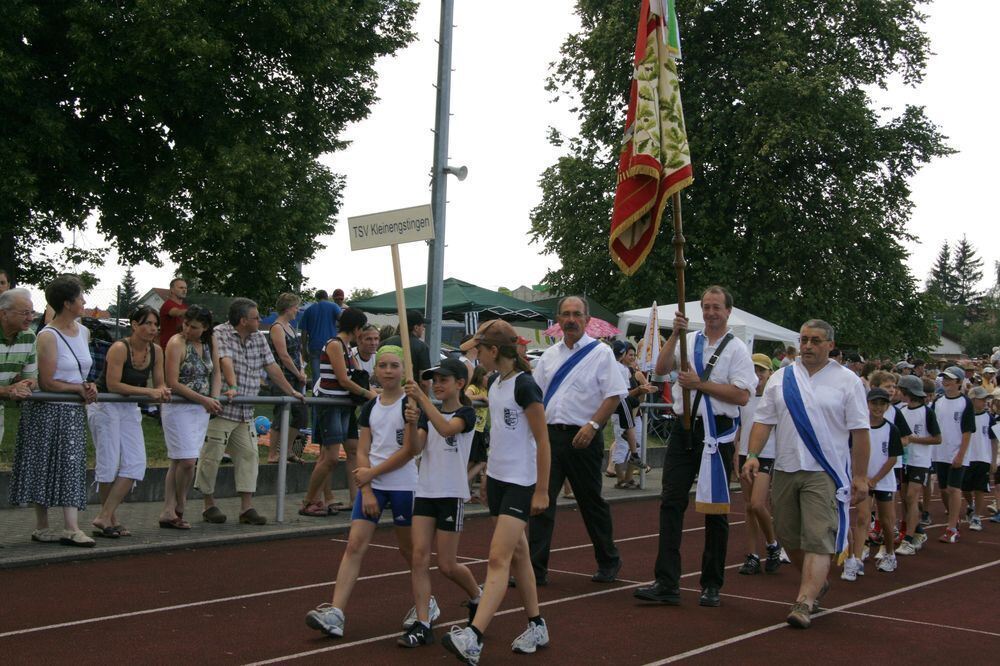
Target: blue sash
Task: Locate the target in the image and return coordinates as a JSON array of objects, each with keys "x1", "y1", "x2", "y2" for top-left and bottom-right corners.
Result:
[
  {"x1": 693, "y1": 332, "x2": 738, "y2": 513},
  {"x1": 543, "y1": 340, "x2": 601, "y2": 409},
  {"x1": 782, "y1": 367, "x2": 851, "y2": 563}
]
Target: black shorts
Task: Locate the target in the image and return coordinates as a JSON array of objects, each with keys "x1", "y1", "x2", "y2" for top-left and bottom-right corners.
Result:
[
  {"x1": 469, "y1": 430, "x2": 489, "y2": 464},
  {"x1": 412, "y1": 496, "x2": 465, "y2": 532},
  {"x1": 893, "y1": 467, "x2": 903, "y2": 488},
  {"x1": 269, "y1": 386, "x2": 309, "y2": 429},
  {"x1": 869, "y1": 489, "x2": 894, "y2": 502},
  {"x1": 904, "y1": 465, "x2": 930, "y2": 486},
  {"x1": 615, "y1": 402, "x2": 636, "y2": 430},
  {"x1": 738, "y1": 454, "x2": 775, "y2": 476},
  {"x1": 485, "y1": 476, "x2": 534, "y2": 522},
  {"x1": 961, "y1": 461, "x2": 991, "y2": 493},
  {"x1": 934, "y1": 462, "x2": 966, "y2": 489}
]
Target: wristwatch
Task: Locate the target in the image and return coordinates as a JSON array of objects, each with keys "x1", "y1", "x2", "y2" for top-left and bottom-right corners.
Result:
[{"x1": 587, "y1": 420, "x2": 600, "y2": 431}]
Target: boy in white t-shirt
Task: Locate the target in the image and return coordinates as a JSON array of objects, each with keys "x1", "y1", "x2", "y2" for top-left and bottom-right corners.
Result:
[
  {"x1": 962, "y1": 386, "x2": 998, "y2": 532},
  {"x1": 932, "y1": 366, "x2": 976, "y2": 543},
  {"x1": 895, "y1": 375, "x2": 941, "y2": 556}
]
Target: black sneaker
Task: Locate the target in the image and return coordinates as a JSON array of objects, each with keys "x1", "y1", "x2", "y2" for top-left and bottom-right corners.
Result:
[
  {"x1": 764, "y1": 544, "x2": 782, "y2": 574},
  {"x1": 633, "y1": 581, "x2": 681, "y2": 605},
  {"x1": 397, "y1": 622, "x2": 433, "y2": 648},
  {"x1": 738, "y1": 554, "x2": 761, "y2": 575}
]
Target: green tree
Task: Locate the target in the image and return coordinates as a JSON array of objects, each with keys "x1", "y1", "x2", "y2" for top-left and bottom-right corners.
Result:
[
  {"x1": 1, "y1": 0, "x2": 417, "y2": 304},
  {"x1": 926, "y1": 241, "x2": 956, "y2": 303},
  {"x1": 347, "y1": 287, "x2": 376, "y2": 303},
  {"x1": 951, "y1": 235, "x2": 983, "y2": 309},
  {"x1": 108, "y1": 268, "x2": 139, "y2": 319},
  {"x1": 530, "y1": 0, "x2": 951, "y2": 355}
]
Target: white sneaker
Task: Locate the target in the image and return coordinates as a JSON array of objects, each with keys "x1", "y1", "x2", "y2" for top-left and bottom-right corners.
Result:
[
  {"x1": 877, "y1": 553, "x2": 897, "y2": 573},
  {"x1": 856, "y1": 559, "x2": 865, "y2": 577},
  {"x1": 861, "y1": 545, "x2": 870, "y2": 561},
  {"x1": 305, "y1": 604, "x2": 345, "y2": 637},
  {"x1": 779, "y1": 547, "x2": 792, "y2": 564},
  {"x1": 840, "y1": 557, "x2": 859, "y2": 582},
  {"x1": 895, "y1": 540, "x2": 918, "y2": 556},
  {"x1": 913, "y1": 532, "x2": 928, "y2": 548},
  {"x1": 874, "y1": 545, "x2": 887, "y2": 561},
  {"x1": 401, "y1": 596, "x2": 440, "y2": 629},
  {"x1": 969, "y1": 515, "x2": 983, "y2": 532},
  {"x1": 442, "y1": 626, "x2": 482, "y2": 665},
  {"x1": 511, "y1": 620, "x2": 550, "y2": 654}
]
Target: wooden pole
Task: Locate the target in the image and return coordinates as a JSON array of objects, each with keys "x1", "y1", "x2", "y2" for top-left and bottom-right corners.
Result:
[
  {"x1": 391, "y1": 244, "x2": 415, "y2": 384},
  {"x1": 671, "y1": 192, "x2": 692, "y2": 430}
]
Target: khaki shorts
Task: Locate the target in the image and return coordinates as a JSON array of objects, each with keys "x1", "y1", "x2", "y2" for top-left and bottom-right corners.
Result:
[
  {"x1": 772, "y1": 470, "x2": 838, "y2": 554},
  {"x1": 195, "y1": 417, "x2": 259, "y2": 495}
]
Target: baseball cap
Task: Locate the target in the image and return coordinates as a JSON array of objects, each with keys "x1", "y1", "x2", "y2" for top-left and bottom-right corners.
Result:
[
  {"x1": 752, "y1": 353, "x2": 772, "y2": 370},
  {"x1": 968, "y1": 386, "x2": 990, "y2": 400},
  {"x1": 992, "y1": 388, "x2": 1000, "y2": 400},
  {"x1": 460, "y1": 319, "x2": 518, "y2": 352},
  {"x1": 516, "y1": 336, "x2": 532, "y2": 346},
  {"x1": 894, "y1": 361, "x2": 914, "y2": 370},
  {"x1": 897, "y1": 374, "x2": 926, "y2": 398},
  {"x1": 421, "y1": 358, "x2": 469, "y2": 381},
  {"x1": 845, "y1": 352, "x2": 864, "y2": 364},
  {"x1": 938, "y1": 366, "x2": 964, "y2": 381},
  {"x1": 983, "y1": 366, "x2": 997, "y2": 375},
  {"x1": 867, "y1": 387, "x2": 891, "y2": 402}
]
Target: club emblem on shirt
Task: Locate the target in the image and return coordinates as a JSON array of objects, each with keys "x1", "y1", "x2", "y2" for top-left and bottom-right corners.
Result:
[
  {"x1": 912, "y1": 424, "x2": 923, "y2": 435},
  {"x1": 445, "y1": 435, "x2": 457, "y2": 448},
  {"x1": 954, "y1": 412, "x2": 961, "y2": 423},
  {"x1": 395, "y1": 428, "x2": 404, "y2": 446},
  {"x1": 504, "y1": 408, "x2": 519, "y2": 428},
  {"x1": 881, "y1": 441, "x2": 888, "y2": 456}
]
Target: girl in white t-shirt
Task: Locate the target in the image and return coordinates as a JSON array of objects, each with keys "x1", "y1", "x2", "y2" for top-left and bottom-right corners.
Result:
[
  {"x1": 442, "y1": 320, "x2": 551, "y2": 665},
  {"x1": 398, "y1": 358, "x2": 480, "y2": 647},
  {"x1": 305, "y1": 346, "x2": 419, "y2": 639}
]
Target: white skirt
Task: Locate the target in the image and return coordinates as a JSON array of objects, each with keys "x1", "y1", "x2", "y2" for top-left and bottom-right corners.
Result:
[{"x1": 161, "y1": 402, "x2": 212, "y2": 460}]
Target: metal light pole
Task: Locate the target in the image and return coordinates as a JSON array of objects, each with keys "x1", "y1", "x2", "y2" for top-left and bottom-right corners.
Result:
[{"x1": 426, "y1": 0, "x2": 466, "y2": 356}]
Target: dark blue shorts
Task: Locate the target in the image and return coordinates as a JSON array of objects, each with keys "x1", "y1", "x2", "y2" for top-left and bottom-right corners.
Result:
[
  {"x1": 314, "y1": 404, "x2": 353, "y2": 445},
  {"x1": 934, "y1": 461, "x2": 966, "y2": 490},
  {"x1": 350, "y1": 488, "x2": 414, "y2": 526}
]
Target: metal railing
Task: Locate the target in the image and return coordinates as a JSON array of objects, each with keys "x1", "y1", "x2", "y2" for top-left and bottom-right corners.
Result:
[{"x1": 12, "y1": 391, "x2": 678, "y2": 521}]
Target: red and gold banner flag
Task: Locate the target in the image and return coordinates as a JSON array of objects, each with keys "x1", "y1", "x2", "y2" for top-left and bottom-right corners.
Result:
[{"x1": 609, "y1": 0, "x2": 693, "y2": 275}]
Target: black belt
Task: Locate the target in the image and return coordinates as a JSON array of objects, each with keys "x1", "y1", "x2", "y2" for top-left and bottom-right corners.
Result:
[
  {"x1": 549, "y1": 423, "x2": 582, "y2": 431},
  {"x1": 689, "y1": 414, "x2": 735, "y2": 432}
]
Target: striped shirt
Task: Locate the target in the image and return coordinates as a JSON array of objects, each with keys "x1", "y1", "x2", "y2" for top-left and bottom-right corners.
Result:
[
  {"x1": 314, "y1": 337, "x2": 351, "y2": 397},
  {"x1": 1, "y1": 328, "x2": 38, "y2": 388},
  {"x1": 214, "y1": 323, "x2": 275, "y2": 422}
]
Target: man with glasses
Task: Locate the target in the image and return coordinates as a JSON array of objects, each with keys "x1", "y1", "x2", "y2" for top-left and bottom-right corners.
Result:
[
  {"x1": 529, "y1": 296, "x2": 628, "y2": 585},
  {"x1": 0, "y1": 288, "x2": 38, "y2": 444},
  {"x1": 742, "y1": 319, "x2": 870, "y2": 629},
  {"x1": 635, "y1": 286, "x2": 756, "y2": 608},
  {"x1": 195, "y1": 298, "x2": 305, "y2": 526}
]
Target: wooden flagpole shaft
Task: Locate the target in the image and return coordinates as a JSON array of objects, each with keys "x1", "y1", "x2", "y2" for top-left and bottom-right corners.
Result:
[
  {"x1": 391, "y1": 244, "x2": 415, "y2": 384},
  {"x1": 671, "y1": 192, "x2": 691, "y2": 430}
]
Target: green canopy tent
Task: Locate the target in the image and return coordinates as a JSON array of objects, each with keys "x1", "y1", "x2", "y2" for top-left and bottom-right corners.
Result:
[{"x1": 349, "y1": 278, "x2": 553, "y2": 324}]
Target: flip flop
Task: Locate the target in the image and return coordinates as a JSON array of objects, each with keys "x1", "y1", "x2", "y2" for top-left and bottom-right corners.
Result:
[
  {"x1": 112, "y1": 525, "x2": 132, "y2": 537},
  {"x1": 159, "y1": 517, "x2": 192, "y2": 530},
  {"x1": 92, "y1": 525, "x2": 119, "y2": 539}
]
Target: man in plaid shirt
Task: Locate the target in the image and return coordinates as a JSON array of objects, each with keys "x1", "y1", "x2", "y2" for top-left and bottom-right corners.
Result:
[
  {"x1": 196, "y1": 298, "x2": 304, "y2": 525},
  {"x1": 1, "y1": 288, "x2": 39, "y2": 443}
]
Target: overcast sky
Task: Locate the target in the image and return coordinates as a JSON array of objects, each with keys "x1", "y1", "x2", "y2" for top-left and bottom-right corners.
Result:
[{"x1": 27, "y1": 0, "x2": 997, "y2": 311}]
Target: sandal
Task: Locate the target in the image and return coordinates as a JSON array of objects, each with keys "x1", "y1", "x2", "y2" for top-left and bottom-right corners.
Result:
[
  {"x1": 112, "y1": 525, "x2": 131, "y2": 537},
  {"x1": 298, "y1": 501, "x2": 327, "y2": 517},
  {"x1": 61, "y1": 530, "x2": 96, "y2": 548},
  {"x1": 326, "y1": 504, "x2": 340, "y2": 516},
  {"x1": 287, "y1": 455, "x2": 305, "y2": 464},
  {"x1": 92, "y1": 525, "x2": 120, "y2": 539},
  {"x1": 159, "y1": 517, "x2": 192, "y2": 530}
]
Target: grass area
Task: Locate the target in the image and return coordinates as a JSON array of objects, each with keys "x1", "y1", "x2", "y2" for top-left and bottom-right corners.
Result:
[{"x1": 1, "y1": 402, "x2": 668, "y2": 471}]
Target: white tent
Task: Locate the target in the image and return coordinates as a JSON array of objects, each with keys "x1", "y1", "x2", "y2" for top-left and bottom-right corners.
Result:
[{"x1": 617, "y1": 301, "x2": 800, "y2": 350}]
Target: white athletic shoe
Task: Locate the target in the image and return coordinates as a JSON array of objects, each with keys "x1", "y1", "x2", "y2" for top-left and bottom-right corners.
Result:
[
  {"x1": 913, "y1": 532, "x2": 928, "y2": 549},
  {"x1": 779, "y1": 547, "x2": 792, "y2": 564},
  {"x1": 442, "y1": 626, "x2": 482, "y2": 665},
  {"x1": 840, "y1": 557, "x2": 860, "y2": 582},
  {"x1": 895, "y1": 540, "x2": 918, "y2": 556},
  {"x1": 877, "y1": 553, "x2": 898, "y2": 573},
  {"x1": 874, "y1": 545, "x2": 887, "y2": 561},
  {"x1": 969, "y1": 515, "x2": 983, "y2": 532},
  {"x1": 305, "y1": 604, "x2": 345, "y2": 637},
  {"x1": 401, "y1": 595, "x2": 441, "y2": 629},
  {"x1": 511, "y1": 620, "x2": 550, "y2": 654},
  {"x1": 861, "y1": 545, "x2": 870, "y2": 561}
]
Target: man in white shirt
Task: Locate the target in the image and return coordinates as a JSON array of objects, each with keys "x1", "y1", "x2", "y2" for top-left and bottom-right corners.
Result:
[
  {"x1": 744, "y1": 319, "x2": 870, "y2": 629},
  {"x1": 529, "y1": 296, "x2": 628, "y2": 585},
  {"x1": 634, "y1": 286, "x2": 756, "y2": 608}
]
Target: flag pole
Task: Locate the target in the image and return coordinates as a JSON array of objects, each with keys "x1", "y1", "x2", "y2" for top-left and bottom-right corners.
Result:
[{"x1": 671, "y1": 191, "x2": 691, "y2": 429}]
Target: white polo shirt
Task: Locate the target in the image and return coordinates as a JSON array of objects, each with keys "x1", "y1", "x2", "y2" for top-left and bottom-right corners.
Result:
[
  {"x1": 671, "y1": 330, "x2": 757, "y2": 418},
  {"x1": 754, "y1": 360, "x2": 869, "y2": 474},
  {"x1": 738, "y1": 394, "x2": 775, "y2": 458},
  {"x1": 533, "y1": 333, "x2": 627, "y2": 426}
]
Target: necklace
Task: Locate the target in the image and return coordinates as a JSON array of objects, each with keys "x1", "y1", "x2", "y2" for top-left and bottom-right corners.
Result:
[{"x1": 498, "y1": 368, "x2": 518, "y2": 383}]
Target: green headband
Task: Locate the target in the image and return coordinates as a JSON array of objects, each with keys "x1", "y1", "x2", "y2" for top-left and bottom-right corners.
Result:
[{"x1": 376, "y1": 345, "x2": 404, "y2": 363}]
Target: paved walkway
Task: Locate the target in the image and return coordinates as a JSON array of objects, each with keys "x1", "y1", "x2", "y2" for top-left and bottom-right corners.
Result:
[{"x1": 0, "y1": 469, "x2": 663, "y2": 569}]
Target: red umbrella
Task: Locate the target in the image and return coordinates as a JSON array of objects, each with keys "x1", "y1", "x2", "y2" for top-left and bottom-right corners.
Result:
[{"x1": 544, "y1": 317, "x2": 621, "y2": 339}]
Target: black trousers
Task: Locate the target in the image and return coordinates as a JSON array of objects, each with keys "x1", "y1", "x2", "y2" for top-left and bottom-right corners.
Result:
[
  {"x1": 529, "y1": 425, "x2": 620, "y2": 576},
  {"x1": 653, "y1": 420, "x2": 734, "y2": 590}
]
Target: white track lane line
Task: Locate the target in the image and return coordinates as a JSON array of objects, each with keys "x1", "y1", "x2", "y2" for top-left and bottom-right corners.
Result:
[
  {"x1": 6, "y1": 519, "x2": 732, "y2": 639},
  {"x1": 644, "y1": 557, "x2": 1000, "y2": 664},
  {"x1": 242, "y1": 563, "x2": 745, "y2": 665}
]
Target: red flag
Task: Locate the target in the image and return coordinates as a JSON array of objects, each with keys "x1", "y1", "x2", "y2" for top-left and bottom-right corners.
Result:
[{"x1": 610, "y1": 0, "x2": 693, "y2": 275}]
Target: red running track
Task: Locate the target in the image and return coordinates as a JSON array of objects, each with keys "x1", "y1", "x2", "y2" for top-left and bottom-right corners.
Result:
[{"x1": 2, "y1": 495, "x2": 998, "y2": 664}]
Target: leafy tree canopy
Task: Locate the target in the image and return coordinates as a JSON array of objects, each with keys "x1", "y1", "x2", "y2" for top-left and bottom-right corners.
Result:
[
  {"x1": 1, "y1": 0, "x2": 417, "y2": 305},
  {"x1": 530, "y1": 0, "x2": 952, "y2": 355}
]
